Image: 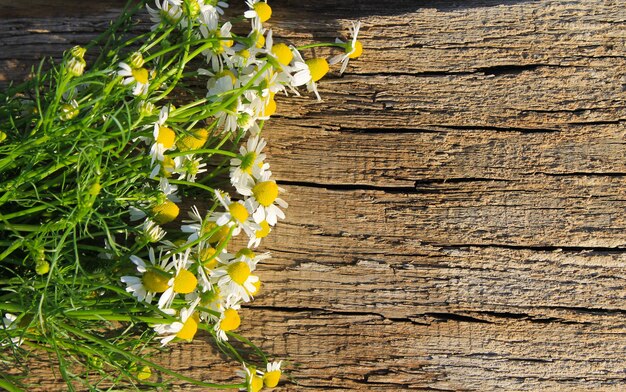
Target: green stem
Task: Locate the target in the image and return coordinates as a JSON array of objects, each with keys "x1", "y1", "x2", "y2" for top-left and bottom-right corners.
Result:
[{"x1": 55, "y1": 321, "x2": 245, "y2": 389}]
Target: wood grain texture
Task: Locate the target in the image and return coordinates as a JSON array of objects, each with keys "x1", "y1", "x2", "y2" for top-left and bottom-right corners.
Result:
[{"x1": 3, "y1": 0, "x2": 626, "y2": 390}]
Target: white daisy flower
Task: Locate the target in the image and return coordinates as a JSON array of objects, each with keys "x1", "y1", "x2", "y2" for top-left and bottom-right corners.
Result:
[
  {"x1": 196, "y1": 0, "x2": 226, "y2": 31},
  {"x1": 260, "y1": 361, "x2": 282, "y2": 388},
  {"x1": 329, "y1": 21, "x2": 362, "y2": 74},
  {"x1": 199, "y1": 22, "x2": 235, "y2": 72},
  {"x1": 210, "y1": 254, "x2": 259, "y2": 303},
  {"x1": 213, "y1": 305, "x2": 241, "y2": 341},
  {"x1": 150, "y1": 106, "x2": 177, "y2": 163},
  {"x1": 141, "y1": 219, "x2": 167, "y2": 243},
  {"x1": 207, "y1": 76, "x2": 240, "y2": 134},
  {"x1": 288, "y1": 49, "x2": 329, "y2": 101},
  {"x1": 244, "y1": 0, "x2": 272, "y2": 29},
  {"x1": 212, "y1": 190, "x2": 260, "y2": 239},
  {"x1": 159, "y1": 177, "x2": 180, "y2": 203},
  {"x1": 157, "y1": 249, "x2": 199, "y2": 309},
  {"x1": 146, "y1": 0, "x2": 183, "y2": 29},
  {"x1": 178, "y1": 155, "x2": 207, "y2": 182},
  {"x1": 121, "y1": 247, "x2": 172, "y2": 304},
  {"x1": 237, "y1": 171, "x2": 288, "y2": 226},
  {"x1": 247, "y1": 218, "x2": 271, "y2": 248},
  {"x1": 288, "y1": 47, "x2": 312, "y2": 88},
  {"x1": 181, "y1": 206, "x2": 230, "y2": 246},
  {"x1": 229, "y1": 135, "x2": 268, "y2": 190},
  {"x1": 150, "y1": 155, "x2": 182, "y2": 179},
  {"x1": 118, "y1": 62, "x2": 150, "y2": 96},
  {"x1": 185, "y1": 283, "x2": 226, "y2": 321},
  {"x1": 153, "y1": 298, "x2": 200, "y2": 345}
]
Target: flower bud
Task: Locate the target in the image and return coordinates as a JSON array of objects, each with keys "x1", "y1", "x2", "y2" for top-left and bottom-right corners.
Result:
[
  {"x1": 138, "y1": 100, "x2": 156, "y2": 117},
  {"x1": 59, "y1": 101, "x2": 79, "y2": 121},
  {"x1": 129, "y1": 51, "x2": 145, "y2": 69},
  {"x1": 67, "y1": 56, "x2": 86, "y2": 77},
  {"x1": 69, "y1": 45, "x2": 87, "y2": 59}
]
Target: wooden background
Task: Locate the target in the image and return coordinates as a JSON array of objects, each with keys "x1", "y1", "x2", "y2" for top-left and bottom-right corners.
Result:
[{"x1": 2, "y1": 0, "x2": 626, "y2": 390}]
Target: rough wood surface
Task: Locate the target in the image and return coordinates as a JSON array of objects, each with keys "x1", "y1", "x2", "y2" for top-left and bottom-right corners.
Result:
[{"x1": 3, "y1": 0, "x2": 626, "y2": 390}]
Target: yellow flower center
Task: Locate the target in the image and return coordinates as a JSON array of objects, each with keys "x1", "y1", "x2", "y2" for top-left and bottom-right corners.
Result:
[
  {"x1": 256, "y1": 220, "x2": 271, "y2": 238},
  {"x1": 160, "y1": 155, "x2": 176, "y2": 177},
  {"x1": 173, "y1": 269, "x2": 198, "y2": 294},
  {"x1": 156, "y1": 126, "x2": 176, "y2": 149},
  {"x1": 238, "y1": 49, "x2": 250, "y2": 59},
  {"x1": 271, "y1": 43, "x2": 293, "y2": 66},
  {"x1": 236, "y1": 248, "x2": 256, "y2": 259},
  {"x1": 136, "y1": 366, "x2": 152, "y2": 381},
  {"x1": 200, "y1": 247, "x2": 218, "y2": 269},
  {"x1": 177, "y1": 128, "x2": 209, "y2": 151},
  {"x1": 256, "y1": 33, "x2": 265, "y2": 49},
  {"x1": 227, "y1": 261, "x2": 251, "y2": 285},
  {"x1": 240, "y1": 151, "x2": 257, "y2": 174},
  {"x1": 186, "y1": 0, "x2": 201, "y2": 17},
  {"x1": 151, "y1": 200, "x2": 179, "y2": 224},
  {"x1": 131, "y1": 67, "x2": 149, "y2": 84},
  {"x1": 88, "y1": 182, "x2": 101, "y2": 196},
  {"x1": 250, "y1": 375, "x2": 264, "y2": 392},
  {"x1": 263, "y1": 370, "x2": 281, "y2": 388},
  {"x1": 253, "y1": 2, "x2": 272, "y2": 22},
  {"x1": 305, "y1": 58, "x2": 329, "y2": 82},
  {"x1": 176, "y1": 313, "x2": 199, "y2": 341},
  {"x1": 349, "y1": 40, "x2": 363, "y2": 59},
  {"x1": 220, "y1": 308, "x2": 240, "y2": 331},
  {"x1": 202, "y1": 221, "x2": 230, "y2": 244},
  {"x1": 142, "y1": 269, "x2": 170, "y2": 293},
  {"x1": 229, "y1": 202, "x2": 249, "y2": 223},
  {"x1": 248, "y1": 278, "x2": 261, "y2": 295},
  {"x1": 263, "y1": 97, "x2": 277, "y2": 117},
  {"x1": 252, "y1": 181, "x2": 279, "y2": 207}
]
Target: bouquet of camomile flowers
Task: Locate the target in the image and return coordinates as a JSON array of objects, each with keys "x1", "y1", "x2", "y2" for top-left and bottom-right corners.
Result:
[{"x1": 0, "y1": 0, "x2": 362, "y2": 390}]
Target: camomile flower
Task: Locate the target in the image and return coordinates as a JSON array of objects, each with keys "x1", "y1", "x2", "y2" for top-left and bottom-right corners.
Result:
[
  {"x1": 329, "y1": 21, "x2": 362, "y2": 74},
  {"x1": 236, "y1": 364, "x2": 264, "y2": 392},
  {"x1": 186, "y1": 284, "x2": 227, "y2": 320},
  {"x1": 213, "y1": 306, "x2": 241, "y2": 341},
  {"x1": 181, "y1": 206, "x2": 230, "y2": 245},
  {"x1": 211, "y1": 255, "x2": 259, "y2": 303},
  {"x1": 247, "y1": 219, "x2": 271, "y2": 248},
  {"x1": 121, "y1": 247, "x2": 173, "y2": 304},
  {"x1": 151, "y1": 106, "x2": 177, "y2": 163},
  {"x1": 199, "y1": 22, "x2": 235, "y2": 72},
  {"x1": 244, "y1": 0, "x2": 272, "y2": 29},
  {"x1": 237, "y1": 171, "x2": 287, "y2": 226},
  {"x1": 146, "y1": 0, "x2": 183, "y2": 29},
  {"x1": 212, "y1": 190, "x2": 260, "y2": 239},
  {"x1": 288, "y1": 47, "x2": 311, "y2": 88},
  {"x1": 153, "y1": 298, "x2": 200, "y2": 345},
  {"x1": 260, "y1": 361, "x2": 282, "y2": 388},
  {"x1": 177, "y1": 155, "x2": 207, "y2": 182},
  {"x1": 158, "y1": 249, "x2": 199, "y2": 309},
  {"x1": 141, "y1": 219, "x2": 167, "y2": 243},
  {"x1": 159, "y1": 177, "x2": 181, "y2": 203},
  {"x1": 118, "y1": 62, "x2": 150, "y2": 96},
  {"x1": 150, "y1": 155, "x2": 182, "y2": 179},
  {"x1": 229, "y1": 135, "x2": 268, "y2": 190},
  {"x1": 288, "y1": 49, "x2": 328, "y2": 101},
  {"x1": 207, "y1": 75, "x2": 240, "y2": 134}
]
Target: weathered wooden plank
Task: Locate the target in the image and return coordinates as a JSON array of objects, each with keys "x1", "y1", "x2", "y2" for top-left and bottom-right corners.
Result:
[{"x1": 3, "y1": 0, "x2": 626, "y2": 391}]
